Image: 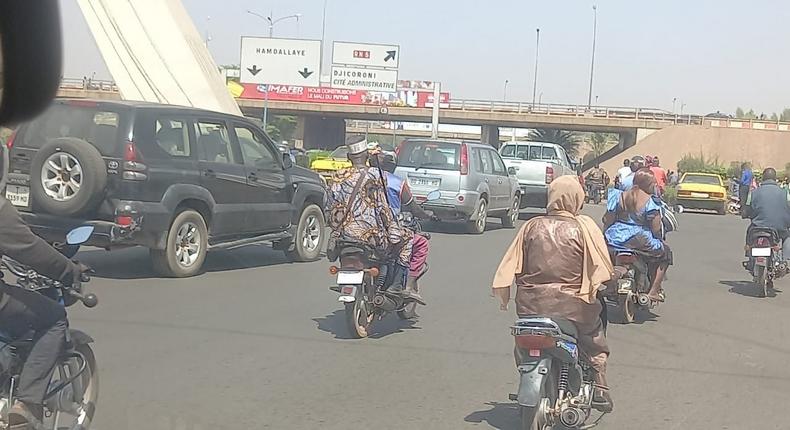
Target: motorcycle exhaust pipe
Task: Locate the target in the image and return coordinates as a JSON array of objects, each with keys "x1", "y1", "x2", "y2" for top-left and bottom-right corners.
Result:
[{"x1": 559, "y1": 407, "x2": 585, "y2": 428}]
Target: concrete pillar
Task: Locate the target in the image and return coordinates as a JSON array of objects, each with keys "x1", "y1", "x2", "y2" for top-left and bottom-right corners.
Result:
[
  {"x1": 618, "y1": 129, "x2": 637, "y2": 150},
  {"x1": 303, "y1": 116, "x2": 346, "y2": 150},
  {"x1": 481, "y1": 125, "x2": 500, "y2": 148}
]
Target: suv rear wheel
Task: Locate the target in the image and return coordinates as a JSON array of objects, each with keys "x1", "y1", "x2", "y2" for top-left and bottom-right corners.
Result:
[
  {"x1": 285, "y1": 204, "x2": 326, "y2": 262},
  {"x1": 467, "y1": 198, "x2": 488, "y2": 234},
  {"x1": 501, "y1": 195, "x2": 520, "y2": 229},
  {"x1": 30, "y1": 138, "x2": 107, "y2": 217},
  {"x1": 151, "y1": 210, "x2": 208, "y2": 277}
]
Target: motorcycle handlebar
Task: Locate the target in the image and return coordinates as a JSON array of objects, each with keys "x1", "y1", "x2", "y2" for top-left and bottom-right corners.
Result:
[{"x1": 67, "y1": 288, "x2": 99, "y2": 308}]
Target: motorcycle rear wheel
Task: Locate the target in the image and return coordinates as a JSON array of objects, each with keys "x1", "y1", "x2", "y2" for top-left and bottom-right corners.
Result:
[
  {"x1": 755, "y1": 266, "x2": 769, "y2": 298},
  {"x1": 520, "y1": 371, "x2": 556, "y2": 430},
  {"x1": 345, "y1": 294, "x2": 373, "y2": 338},
  {"x1": 50, "y1": 344, "x2": 99, "y2": 429},
  {"x1": 616, "y1": 293, "x2": 636, "y2": 324}
]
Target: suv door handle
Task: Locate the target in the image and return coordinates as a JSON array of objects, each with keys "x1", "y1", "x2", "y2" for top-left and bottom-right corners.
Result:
[
  {"x1": 498, "y1": 177, "x2": 504, "y2": 184},
  {"x1": 248, "y1": 172, "x2": 259, "y2": 182},
  {"x1": 484, "y1": 177, "x2": 489, "y2": 183},
  {"x1": 204, "y1": 169, "x2": 216, "y2": 178}
]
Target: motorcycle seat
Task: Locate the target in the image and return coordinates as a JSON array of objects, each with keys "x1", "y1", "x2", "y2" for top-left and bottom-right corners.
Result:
[{"x1": 749, "y1": 227, "x2": 780, "y2": 242}]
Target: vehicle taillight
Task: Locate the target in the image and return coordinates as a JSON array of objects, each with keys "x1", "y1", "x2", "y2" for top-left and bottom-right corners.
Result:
[
  {"x1": 115, "y1": 215, "x2": 133, "y2": 227},
  {"x1": 756, "y1": 237, "x2": 771, "y2": 247},
  {"x1": 514, "y1": 334, "x2": 555, "y2": 350},
  {"x1": 395, "y1": 142, "x2": 402, "y2": 157},
  {"x1": 460, "y1": 143, "x2": 469, "y2": 175},
  {"x1": 65, "y1": 100, "x2": 98, "y2": 108},
  {"x1": 616, "y1": 254, "x2": 637, "y2": 265},
  {"x1": 710, "y1": 192, "x2": 724, "y2": 198},
  {"x1": 545, "y1": 165, "x2": 554, "y2": 184},
  {"x1": 5, "y1": 130, "x2": 16, "y2": 149},
  {"x1": 122, "y1": 141, "x2": 148, "y2": 181}
]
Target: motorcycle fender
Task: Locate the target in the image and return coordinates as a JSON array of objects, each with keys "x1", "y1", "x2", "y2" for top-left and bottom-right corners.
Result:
[
  {"x1": 69, "y1": 329, "x2": 94, "y2": 345},
  {"x1": 516, "y1": 357, "x2": 553, "y2": 407},
  {"x1": 338, "y1": 284, "x2": 360, "y2": 303},
  {"x1": 754, "y1": 257, "x2": 769, "y2": 267}
]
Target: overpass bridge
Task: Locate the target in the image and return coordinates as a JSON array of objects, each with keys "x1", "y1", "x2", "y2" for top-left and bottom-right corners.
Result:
[{"x1": 56, "y1": 85, "x2": 790, "y2": 151}]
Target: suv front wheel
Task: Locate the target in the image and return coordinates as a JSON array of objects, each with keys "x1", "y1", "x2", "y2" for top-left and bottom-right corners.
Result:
[
  {"x1": 285, "y1": 204, "x2": 326, "y2": 262},
  {"x1": 151, "y1": 210, "x2": 208, "y2": 277}
]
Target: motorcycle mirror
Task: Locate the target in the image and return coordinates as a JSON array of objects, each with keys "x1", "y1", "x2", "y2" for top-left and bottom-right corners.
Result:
[
  {"x1": 426, "y1": 190, "x2": 441, "y2": 202},
  {"x1": 66, "y1": 226, "x2": 95, "y2": 245},
  {"x1": 82, "y1": 293, "x2": 99, "y2": 308}
]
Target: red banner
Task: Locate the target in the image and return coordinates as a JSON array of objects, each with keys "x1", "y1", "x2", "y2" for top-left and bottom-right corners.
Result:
[{"x1": 238, "y1": 83, "x2": 450, "y2": 108}]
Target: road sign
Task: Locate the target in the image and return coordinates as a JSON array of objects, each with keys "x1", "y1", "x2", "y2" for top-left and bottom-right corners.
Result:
[
  {"x1": 240, "y1": 37, "x2": 321, "y2": 86},
  {"x1": 330, "y1": 66, "x2": 398, "y2": 92},
  {"x1": 332, "y1": 41, "x2": 400, "y2": 69}
]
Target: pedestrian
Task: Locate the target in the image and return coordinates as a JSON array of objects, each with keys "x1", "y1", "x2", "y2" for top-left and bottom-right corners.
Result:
[
  {"x1": 738, "y1": 162, "x2": 753, "y2": 217},
  {"x1": 649, "y1": 156, "x2": 668, "y2": 195}
]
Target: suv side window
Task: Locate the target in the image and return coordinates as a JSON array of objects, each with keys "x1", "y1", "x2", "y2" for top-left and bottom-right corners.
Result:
[
  {"x1": 194, "y1": 120, "x2": 236, "y2": 164},
  {"x1": 478, "y1": 148, "x2": 493, "y2": 174},
  {"x1": 490, "y1": 150, "x2": 507, "y2": 176},
  {"x1": 154, "y1": 118, "x2": 191, "y2": 157},
  {"x1": 234, "y1": 123, "x2": 281, "y2": 170}
]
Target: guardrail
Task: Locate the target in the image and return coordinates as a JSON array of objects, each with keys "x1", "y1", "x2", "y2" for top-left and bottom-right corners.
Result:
[
  {"x1": 57, "y1": 79, "x2": 790, "y2": 130},
  {"x1": 60, "y1": 78, "x2": 118, "y2": 92}
]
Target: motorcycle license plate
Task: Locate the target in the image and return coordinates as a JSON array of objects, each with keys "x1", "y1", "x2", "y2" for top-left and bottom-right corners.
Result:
[
  {"x1": 337, "y1": 271, "x2": 364, "y2": 285},
  {"x1": 752, "y1": 247, "x2": 772, "y2": 257}
]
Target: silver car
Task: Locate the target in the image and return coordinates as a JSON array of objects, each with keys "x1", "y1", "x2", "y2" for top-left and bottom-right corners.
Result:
[{"x1": 394, "y1": 139, "x2": 521, "y2": 234}]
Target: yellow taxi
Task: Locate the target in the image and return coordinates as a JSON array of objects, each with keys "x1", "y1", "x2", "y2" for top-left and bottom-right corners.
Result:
[
  {"x1": 676, "y1": 172, "x2": 728, "y2": 215},
  {"x1": 310, "y1": 147, "x2": 352, "y2": 178}
]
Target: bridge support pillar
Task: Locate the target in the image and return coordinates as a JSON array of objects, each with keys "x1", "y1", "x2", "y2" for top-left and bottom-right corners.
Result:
[
  {"x1": 618, "y1": 129, "x2": 637, "y2": 150},
  {"x1": 481, "y1": 125, "x2": 500, "y2": 148},
  {"x1": 302, "y1": 116, "x2": 346, "y2": 150}
]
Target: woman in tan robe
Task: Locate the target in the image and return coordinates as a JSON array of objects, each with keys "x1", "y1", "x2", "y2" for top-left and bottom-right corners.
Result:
[{"x1": 492, "y1": 175, "x2": 614, "y2": 411}]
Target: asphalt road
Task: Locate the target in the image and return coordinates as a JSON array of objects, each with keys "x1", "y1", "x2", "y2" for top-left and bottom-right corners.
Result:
[{"x1": 68, "y1": 206, "x2": 790, "y2": 430}]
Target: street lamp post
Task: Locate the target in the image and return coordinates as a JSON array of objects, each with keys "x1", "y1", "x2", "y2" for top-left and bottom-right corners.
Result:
[
  {"x1": 247, "y1": 10, "x2": 303, "y2": 127},
  {"x1": 672, "y1": 97, "x2": 677, "y2": 114},
  {"x1": 532, "y1": 28, "x2": 540, "y2": 108},
  {"x1": 587, "y1": 5, "x2": 598, "y2": 108},
  {"x1": 321, "y1": 0, "x2": 328, "y2": 74},
  {"x1": 503, "y1": 79, "x2": 509, "y2": 102},
  {"x1": 204, "y1": 16, "x2": 211, "y2": 48}
]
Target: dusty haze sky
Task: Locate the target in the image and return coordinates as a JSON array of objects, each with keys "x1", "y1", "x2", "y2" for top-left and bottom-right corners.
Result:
[{"x1": 60, "y1": 0, "x2": 788, "y2": 115}]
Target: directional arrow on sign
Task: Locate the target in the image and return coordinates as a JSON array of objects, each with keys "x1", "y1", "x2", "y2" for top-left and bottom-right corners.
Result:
[
  {"x1": 384, "y1": 50, "x2": 397, "y2": 62},
  {"x1": 298, "y1": 68, "x2": 314, "y2": 79},
  {"x1": 247, "y1": 65, "x2": 262, "y2": 76}
]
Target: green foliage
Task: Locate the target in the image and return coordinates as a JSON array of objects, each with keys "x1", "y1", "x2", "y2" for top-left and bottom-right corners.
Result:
[
  {"x1": 770, "y1": 113, "x2": 779, "y2": 121},
  {"x1": 663, "y1": 186, "x2": 677, "y2": 206},
  {"x1": 264, "y1": 115, "x2": 298, "y2": 144},
  {"x1": 676, "y1": 152, "x2": 727, "y2": 179},
  {"x1": 528, "y1": 128, "x2": 581, "y2": 157},
  {"x1": 588, "y1": 132, "x2": 616, "y2": 159},
  {"x1": 735, "y1": 107, "x2": 745, "y2": 118},
  {"x1": 782, "y1": 108, "x2": 790, "y2": 122}
]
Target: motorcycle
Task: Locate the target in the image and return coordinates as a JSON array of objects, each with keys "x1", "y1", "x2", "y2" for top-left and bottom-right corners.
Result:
[
  {"x1": 509, "y1": 317, "x2": 608, "y2": 429},
  {"x1": 744, "y1": 227, "x2": 788, "y2": 298},
  {"x1": 329, "y1": 190, "x2": 439, "y2": 338},
  {"x1": 0, "y1": 226, "x2": 99, "y2": 430},
  {"x1": 584, "y1": 183, "x2": 605, "y2": 205},
  {"x1": 604, "y1": 251, "x2": 656, "y2": 324}
]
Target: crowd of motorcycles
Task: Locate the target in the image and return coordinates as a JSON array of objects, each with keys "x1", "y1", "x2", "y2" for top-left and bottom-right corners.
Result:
[{"x1": 1, "y1": 176, "x2": 780, "y2": 430}]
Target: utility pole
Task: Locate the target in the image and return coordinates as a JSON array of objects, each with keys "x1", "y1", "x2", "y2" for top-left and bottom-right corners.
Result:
[
  {"x1": 532, "y1": 28, "x2": 540, "y2": 108},
  {"x1": 587, "y1": 5, "x2": 598, "y2": 108}
]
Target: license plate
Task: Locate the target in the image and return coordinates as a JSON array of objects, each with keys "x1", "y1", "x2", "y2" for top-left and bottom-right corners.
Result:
[
  {"x1": 410, "y1": 177, "x2": 440, "y2": 187},
  {"x1": 751, "y1": 247, "x2": 772, "y2": 257},
  {"x1": 337, "y1": 271, "x2": 364, "y2": 285},
  {"x1": 690, "y1": 192, "x2": 708, "y2": 198},
  {"x1": 5, "y1": 185, "x2": 29, "y2": 207}
]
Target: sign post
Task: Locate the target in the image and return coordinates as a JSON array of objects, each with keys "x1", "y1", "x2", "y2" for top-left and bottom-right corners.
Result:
[
  {"x1": 331, "y1": 41, "x2": 399, "y2": 94},
  {"x1": 240, "y1": 37, "x2": 322, "y2": 126}
]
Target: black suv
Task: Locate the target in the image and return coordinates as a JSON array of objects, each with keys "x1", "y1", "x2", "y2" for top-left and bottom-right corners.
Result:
[{"x1": 5, "y1": 99, "x2": 327, "y2": 277}]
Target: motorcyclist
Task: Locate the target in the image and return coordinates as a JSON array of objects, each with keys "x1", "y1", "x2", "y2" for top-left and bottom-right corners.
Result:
[
  {"x1": 744, "y1": 167, "x2": 790, "y2": 261},
  {"x1": 0, "y1": 196, "x2": 88, "y2": 428},
  {"x1": 370, "y1": 151, "x2": 437, "y2": 305},
  {"x1": 616, "y1": 155, "x2": 646, "y2": 191},
  {"x1": 325, "y1": 135, "x2": 417, "y2": 301},
  {"x1": 585, "y1": 163, "x2": 609, "y2": 200},
  {"x1": 615, "y1": 158, "x2": 631, "y2": 188}
]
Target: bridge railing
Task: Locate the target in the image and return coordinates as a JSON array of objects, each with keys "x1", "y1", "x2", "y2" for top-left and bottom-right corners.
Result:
[{"x1": 60, "y1": 78, "x2": 118, "y2": 92}]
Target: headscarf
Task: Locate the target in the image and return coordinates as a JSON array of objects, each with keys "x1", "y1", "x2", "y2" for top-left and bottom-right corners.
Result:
[{"x1": 492, "y1": 175, "x2": 613, "y2": 304}]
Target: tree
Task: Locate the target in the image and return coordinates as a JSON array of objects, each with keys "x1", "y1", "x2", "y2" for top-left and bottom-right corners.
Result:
[
  {"x1": 735, "y1": 107, "x2": 745, "y2": 118},
  {"x1": 781, "y1": 108, "x2": 790, "y2": 122},
  {"x1": 770, "y1": 113, "x2": 779, "y2": 121},
  {"x1": 745, "y1": 109, "x2": 757, "y2": 120},
  {"x1": 528, "y1": 128, "x2": 581, "y2": 157},
  {"x1": 588, "y1": 132, "x2": 615, "y2": 159},
  {"x1": 262, "y1": 115, "x2": 298, "y2": 144}
]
